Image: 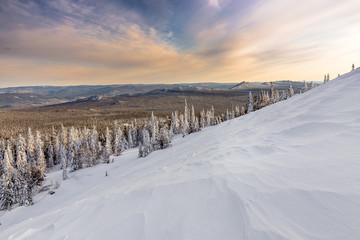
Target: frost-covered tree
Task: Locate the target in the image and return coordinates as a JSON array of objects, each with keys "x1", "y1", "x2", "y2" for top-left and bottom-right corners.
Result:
[
  {"x1": 26, "y1": 128, "x2": 35, "y2": 166},
  {"x1": 159, "y1": 127, "x2": 171, "y2": 149},
  {"x1": 139, "y1": 128, "x2": 151, "y2": 158},
  {"x1": 127, "y1": 128, "x2": 133, "y2": 149},
  {"x1": 183, "y1": 100, "x2": 190, "y2": 136},
  {"x1": 288, "y1": 84, "x2": 294, "y2": 97},
  {"x1": 310, "y1": 82, "x2": 315, "y2": 89},
  {"x1": 0, "y1": 147, "x2": 15, "y2": 210},
  {"x1": 67, "y1": 127, "x2": 76, "y2": 172},
  {"x1": 150, "y1": 112, "x2": 160, "y2": 150},
  {"x1": 103, "y1": 127, "x2": 112, "y2": 163},
  {"x1": 171, "y1": 111, "x2": 180, "y2": 134},
  {"x1": 46, "y1": 142, "x2": 54, "y2": 168},
  {"x1": 247, "y1": 91, "x2": 254, "y2": 113},
  {"x1": 60, "y1": 145, "x2": 68, "y2": 180},
  {"x1": 34, "y1": 130, "x2": 46, "y2": 180},
  {"x1": 240, "y1": 107, "x2": 245, "y2": 116},
  {"x1": 90, "y1": 125, "x2": 100, "y2": 166},
  {"x1": 270, "y1": 82, "x2": 275, "y2": 104},
  {"x1": 113, "y1": 120, "x2": 122, "y2": 156},
  {"x1": 16, "y1": 134, "x2": 32, "y2": 206},
  {"x1": 303, "y1": 81, "x2": 308, "y2": 92},
  {"x1": 54, "y1": 133, "x2": 61, "y2": 165}
]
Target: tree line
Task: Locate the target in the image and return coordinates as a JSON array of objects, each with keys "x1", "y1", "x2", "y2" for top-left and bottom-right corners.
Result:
[{"x1": 0, "y1": 81, "x2": 316, "y2": 211}]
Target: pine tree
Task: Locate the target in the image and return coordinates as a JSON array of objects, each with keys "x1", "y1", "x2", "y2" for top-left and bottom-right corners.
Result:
[
  {"x1": 150, "y1": 113, "x2": 160, "y2": 150},
  {"x1": 240, "y1": 107, "x2": 245, "y2": 116},
  {"x1": 288, "y1": 84, "x2": 294, "y2": 97},
  {"x1": 303, "y1": 81, "x2": 308, "y2": 92},
  {"x1": 35, "y1": 130, "x2": 46, "y2": 180},
  {"x1": 26, "y1": 128, "x2": 35, "y2": 166},
  {"x1": 54, "y1": 133, "x2": 61, "y2": 165},
  {"x1": 104, "y1": 127, "x2": 112, "y2": 163},
  {"x1": 183, "y1": 100, "x2": 190, "y2": 136},
  {"x1": 160, "y1": 128, "x2": 171, "y2": 149},
  {"x1": 190, "y1": 105, "x2": 196, "y2": 133},
  {"x1": 247, "y1": 91, "x2": 254, "y2": 113},
  {"x1": 352, "y1": 64, "x2": 355, "y2": 71},
  {"x1": 90, "y1": 125, "x2": 100, "y2": 166},
  {"x1": 139, "y1": 128, "x2": 151, "y2": 158},
  {"x1": 270, "y1": 82, "x2": 275, "y2": 103},
  {"x1": 60, "y1": 145, "x2": 68, "y2": 180},
  {"x1": 310, "y1": 82, "x2": 315, "y2": 89},
  {"x1": 47, "y1": 142, "x2": 54, "y2": 168},
  {"x1": 113, "y1": 120, "x2": 122, "y2": 156},
  {"x1": 16, "y1": 134, "x2": 32, "y2": 206},
  {"x1": 0, "y1": 147, "x2": 15, "y2": 210}
]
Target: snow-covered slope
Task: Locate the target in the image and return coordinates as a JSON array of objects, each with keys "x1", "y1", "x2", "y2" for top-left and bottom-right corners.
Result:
[{"x1": 1, "y1": 70, "x2": 360, "y2": 240}]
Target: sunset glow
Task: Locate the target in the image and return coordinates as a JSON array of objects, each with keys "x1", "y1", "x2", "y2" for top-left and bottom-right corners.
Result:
[{"x1": 1, "y1": 0, "x2": 360, "y2": 87}]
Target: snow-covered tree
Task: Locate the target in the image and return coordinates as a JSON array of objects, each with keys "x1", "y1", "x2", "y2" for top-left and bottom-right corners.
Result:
[
  {"x1": 270, "y1": 82, "x2": 275, "y2": 104},
  {"x1": 139, "y1": 128, "x2": 151, "y2": 158},
  {"x1": 150, "y1": 112, "x2": 160, "y2": 150},
  {"x1": 46, "y1": 142, "x2": 54, "y2": 168},
  {"x1": 288, "y1": 84, "x2": 294, "y2": 98},
  {"x1": 34, "y1": 130, "x2": 46, "y2": 180},
  {"x1": 160, "y1": 128, "x2": 171, "y2": 149},
  {"x1": 26, "y1": 128, "x2": 35, "y2": 166},
  {"x1": 303, "y1": 81, "x2": 308, "y2": 92},
  {"x1": 0, "y1": 147, "x2": 15, "y2": 210},
  {"x1": 103, "y1": 127, "x2": 112, "y2": 163},
  {"x1": 60, "y1": 145, "x2": 68, "y2": 180},
  {"x1": 67, "y1": 127, "x2": 76, "y2": 172},
  {"x1": 113, "y1": 120, "x2": 122, "y2": 156},
  {"x1": 183, "y1": 100, "x2": 190, "y2": 136},
  {"x1": 247, "y1": 91, "x2": 254, "y2": 113},
  {"x1": 15, "y1": 135, "x2": 32, "y2": 206}
]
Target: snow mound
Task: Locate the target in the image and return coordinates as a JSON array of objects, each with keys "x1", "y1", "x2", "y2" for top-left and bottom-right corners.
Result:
[{"x1": 1, "y1": 70, "x2": 360, "y2": 239}]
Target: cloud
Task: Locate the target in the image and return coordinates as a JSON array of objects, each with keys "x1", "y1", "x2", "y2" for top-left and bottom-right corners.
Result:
[
  {"x1": 208, "y1": 0, "x2": 220, "y2": 8},
  {"x1": 1, "y1": 0, "x2": 360, "y2": 86}
]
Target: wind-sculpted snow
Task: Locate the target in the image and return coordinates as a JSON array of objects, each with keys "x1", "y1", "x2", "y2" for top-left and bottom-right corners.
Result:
[{"x1": 1, "y1": 70, "x2": 360, "y2": 239}]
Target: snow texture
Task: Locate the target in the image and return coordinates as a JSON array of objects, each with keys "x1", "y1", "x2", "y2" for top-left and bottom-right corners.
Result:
[{"x1": 1, "y1": 69, "x2": 360, "y2": 239}]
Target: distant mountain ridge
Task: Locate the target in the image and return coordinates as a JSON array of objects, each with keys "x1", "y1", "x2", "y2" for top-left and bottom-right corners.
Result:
[{"x1": 0, "y1": 81, "x2": 315, "y2": 109}]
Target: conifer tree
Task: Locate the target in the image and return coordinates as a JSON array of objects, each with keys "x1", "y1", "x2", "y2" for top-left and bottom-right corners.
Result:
[
  {"x1": 104, "y1": 127, "x2": 112, "y2": 163},
  {"x1": 240, "y1": 107, "x2": 245, "y2": 116},
  {"x1": 67, "y1": 127, "x2": 75, "y2": 172},
  {"x1": 16, "y1": 134, "x2": 32, "y2": 206},
  {"x1": 303, "y1": 81, "x2": 308, "y2": 92},
  {"x1": 270, "y1": 82, "x2": 275, "y2": 104},
  {"x1": 60, "y1": 144, "x2": 68, "y2": 180},
  {"x1": 288, "y1": 84, "x2": 294, "y2": 97},
  {"x1": 34, "y1": 131, "x2": 46, "y2": 180},
  {"x1": 247, "y1": 91, "x2": 254, "y2": 113},
  {"x1": 26, "y1": 128, "x2": 35, "y2": 166},
  {"x1": 139, "y1": 128, "x2": 151, "y2": 157},
  {"x1": 113, "y1": 120, "x2": 122, "y2": 156},
  {"x1": 0, "y1": 148, "x2": 15, "y2": 210},
  {"x1": 54, "y1": 133, "x2": 61, "y2": 165}
]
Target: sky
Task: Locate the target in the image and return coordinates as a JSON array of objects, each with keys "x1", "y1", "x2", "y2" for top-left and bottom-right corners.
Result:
[{"x1": 0, "y1": 0, "x2": 360, "y2": 87}]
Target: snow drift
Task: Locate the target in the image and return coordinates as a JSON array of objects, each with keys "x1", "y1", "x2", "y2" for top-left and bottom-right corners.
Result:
[{"x1": 1, "y1": 69, "x2": 360, "y2": 240}]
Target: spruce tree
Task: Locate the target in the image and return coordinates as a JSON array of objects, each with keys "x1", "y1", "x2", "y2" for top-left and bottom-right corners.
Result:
[
  {"x1": 247, "y1": 91, "x2": 254, "y2": 113},
  {"x1": 35, "y1": 130, "x2": 46, "y2": 180},
  {"x1": 0, "y1": 148, "x2": 15, "y2": 210},
  {"x1": 60, "y1": 145, "x2": 68, "y2": 180}
]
